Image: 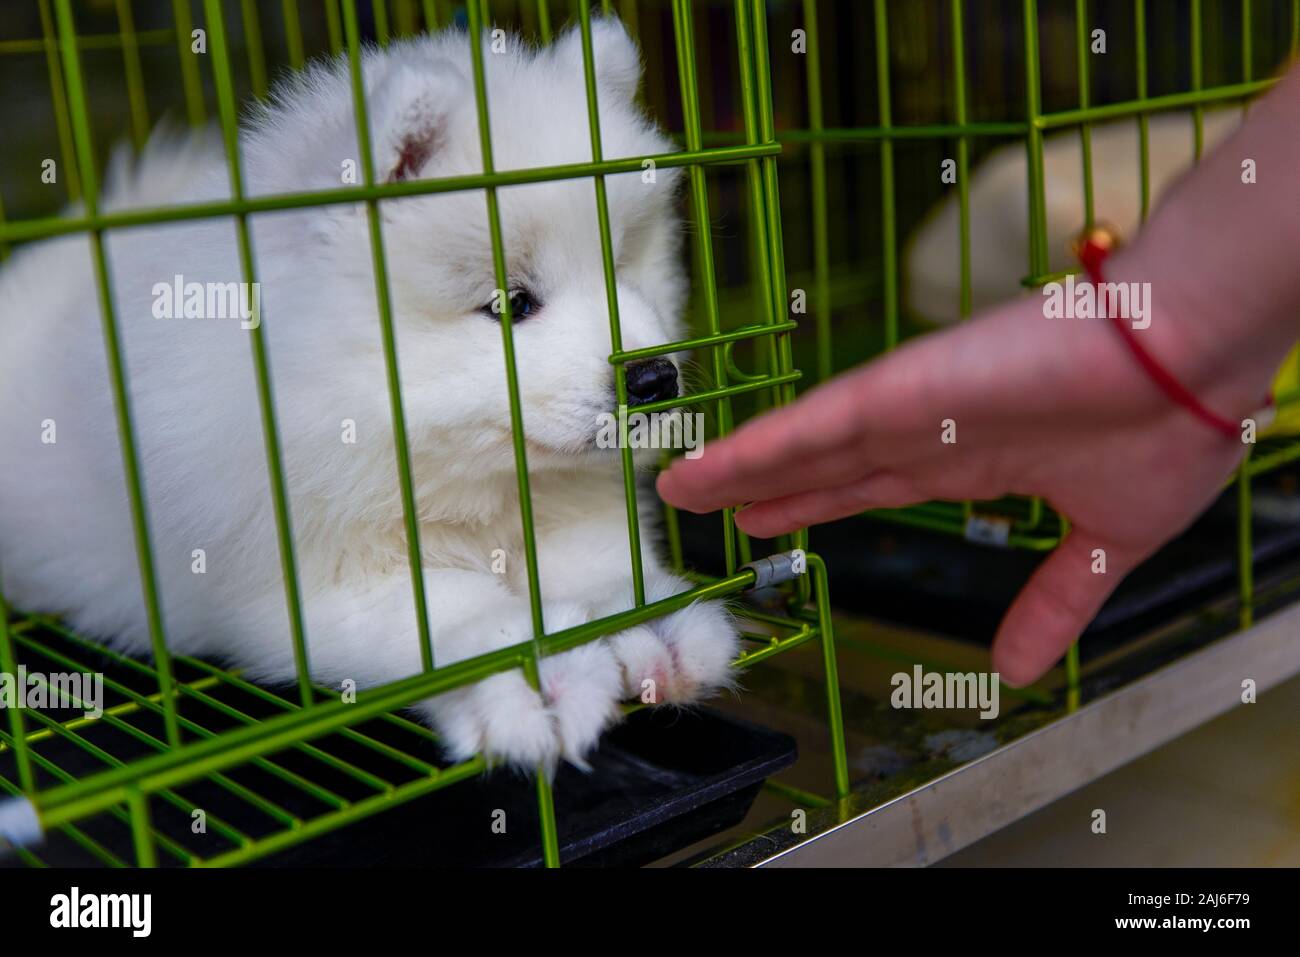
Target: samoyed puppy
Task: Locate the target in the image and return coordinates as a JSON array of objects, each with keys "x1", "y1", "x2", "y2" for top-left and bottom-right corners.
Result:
[{"x1": 0, "y1": 21, "x2": 739, "y2": 772}]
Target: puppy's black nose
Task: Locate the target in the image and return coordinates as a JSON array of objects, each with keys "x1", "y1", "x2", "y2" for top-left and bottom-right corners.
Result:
[{"x1": 625, "y1": 358, "x2": 679, "y2": 407}]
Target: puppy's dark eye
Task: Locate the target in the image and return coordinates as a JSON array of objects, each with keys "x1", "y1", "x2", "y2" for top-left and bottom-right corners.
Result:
[{"x1": 482, "y1": 288, "x2": 539, "y2": 322}]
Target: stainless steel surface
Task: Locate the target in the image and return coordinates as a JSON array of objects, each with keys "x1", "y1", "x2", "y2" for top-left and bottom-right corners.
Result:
[{"x1": 735, "y1": 601, "x2": 1300, "y2": 867}]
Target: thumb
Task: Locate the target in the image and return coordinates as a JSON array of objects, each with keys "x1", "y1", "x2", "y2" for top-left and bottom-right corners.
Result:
[{"x1": 991, "y1": 532, "x2": 1133, "y2": 687}]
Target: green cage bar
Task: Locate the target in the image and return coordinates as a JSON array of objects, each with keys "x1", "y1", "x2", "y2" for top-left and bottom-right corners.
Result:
[
  {"x1": 337, "y1": 0, "x2": 437, "y2": 672},
  {"x1": 52, "y1": 0, "x2": 180, "y2": 748},
  {"x1": 202, "y1": 0, "x2": 314, "y2": 707},
  {"x1": 578, "y1": 0, "x2": 649, "y2": 606},
  {"x1": 172, "y1": 0, "x2": 207, "y2": 124},
  {"x1": 801, "y1": 0, "x2": 832, "y2": 385},
  {"x1": 462, "y1": 0, "x2": 561, "y2": 865},
  {"x1": 873, "y1": 0, "x2": 898, "y2": 351}
]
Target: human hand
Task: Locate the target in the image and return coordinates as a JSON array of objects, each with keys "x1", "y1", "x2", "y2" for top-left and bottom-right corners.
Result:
[
  {"x1": 657, "y1": 264, "x2": 1270, "y2": 686},
  {"x1": 661, "y1": 64, "x2": 1299, "y2": 687}
]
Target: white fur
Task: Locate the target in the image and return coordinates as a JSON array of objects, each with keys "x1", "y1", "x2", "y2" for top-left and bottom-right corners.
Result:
[{"x1": 0, "y1": 22, "x2": 740, "y2": 773}]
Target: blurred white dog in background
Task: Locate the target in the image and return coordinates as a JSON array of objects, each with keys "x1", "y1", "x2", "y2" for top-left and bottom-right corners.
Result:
[{"x1": 906, "y1": 108, "x2": 1239, "y2": 323}]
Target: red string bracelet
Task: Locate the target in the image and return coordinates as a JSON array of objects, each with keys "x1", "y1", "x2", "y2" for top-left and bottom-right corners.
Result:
[{"x1": 1075, "y1": 227, "x2": 1271, "y2": 441}]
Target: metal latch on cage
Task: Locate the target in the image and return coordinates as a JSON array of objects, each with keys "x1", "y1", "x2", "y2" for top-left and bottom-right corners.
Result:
[
  {"x1": 964, "y1": 514, "x2": 1012, "y2": 547},
  {"x1": 0, "y1": 795, "x2": 42, "y2": 855},
  {"x1": 742, "y1": 549, "x2": 808, "y2": 589}
]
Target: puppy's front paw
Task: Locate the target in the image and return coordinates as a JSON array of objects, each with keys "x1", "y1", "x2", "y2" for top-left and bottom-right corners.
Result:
[
  {"x1": 610, "y1": 600, "x2": 739, "y2": 706},
  {"x1": 540, "y1": 642, "x2": 624, "y2": 770},
  {"x1": 424, "y1": 670, "x2": 560, "y2": 773},
  {"x1": 422, "y1": 639, "x2": 625, "y2": 774}
]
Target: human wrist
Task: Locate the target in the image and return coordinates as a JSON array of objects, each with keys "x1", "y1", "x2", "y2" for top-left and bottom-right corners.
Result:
[
  {"x1": 1105, "y1": 66, "x2": 1300, "y2": 425},
  {"x1": 1106, "y1": 223, "x2": 1290, "y2": 430}
]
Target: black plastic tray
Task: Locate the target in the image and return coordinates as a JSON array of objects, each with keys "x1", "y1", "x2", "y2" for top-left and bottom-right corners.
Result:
[{"x1": 257, "y1": 706, "x2": 797, "y2": 867}]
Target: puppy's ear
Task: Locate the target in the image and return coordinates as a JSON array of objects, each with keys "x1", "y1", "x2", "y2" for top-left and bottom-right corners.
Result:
[
  {"x1": 369, "y1": 60, "x2": 465, "y2": 183},
  {"x1": 553, "y1": 18, "x2": 643, "y2": 102}
]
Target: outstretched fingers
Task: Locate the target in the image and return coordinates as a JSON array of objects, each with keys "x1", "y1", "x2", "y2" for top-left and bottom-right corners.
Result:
[
  {"x1": 733, "y1": 471, "x2": 925, "y2": 538},
  {"x1": 992, "y1": 531, "x2": 1139, "y2": 686},
  {"x1": 657, "y1": 343, "x2": 958, "y2": 515}
]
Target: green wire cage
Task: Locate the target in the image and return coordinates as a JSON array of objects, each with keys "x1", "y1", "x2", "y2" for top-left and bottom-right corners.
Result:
[
  {"x1": 0, "y1": 0, "x2": 850, "y2": 869},
  {"x1": 1, "y1": 0, "x2": 1298, "y2": 868}
]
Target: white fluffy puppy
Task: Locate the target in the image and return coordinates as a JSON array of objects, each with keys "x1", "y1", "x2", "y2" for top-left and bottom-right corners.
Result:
[{"x1": 0, "y1": 22, "x2": 739, "y2": 771}]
